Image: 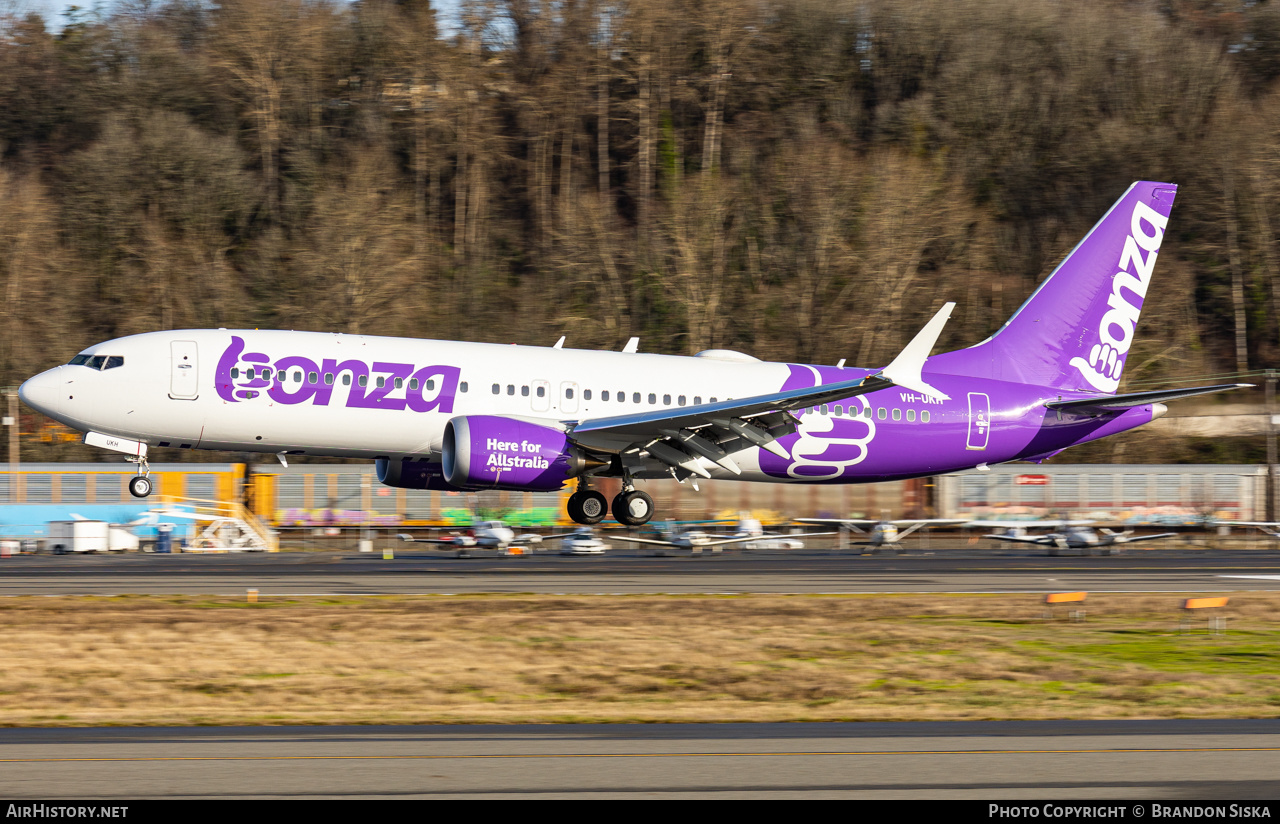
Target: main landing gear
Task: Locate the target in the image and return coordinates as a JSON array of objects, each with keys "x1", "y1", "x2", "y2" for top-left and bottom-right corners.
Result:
[
  {"x1": 567, "y1": 481, "x2": 654, "y2": 526},
  {"x1": 127, "y1": 456, "x2": 153, "y2": 498}
]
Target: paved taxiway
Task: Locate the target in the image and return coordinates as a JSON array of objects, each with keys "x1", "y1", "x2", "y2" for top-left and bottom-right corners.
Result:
[
  {"x1": 2, "y1": 720, "x2": 1278, "y2": 799},
  {"x1": 0, "y1": 546, "x2": 1277, "y2": 595}
]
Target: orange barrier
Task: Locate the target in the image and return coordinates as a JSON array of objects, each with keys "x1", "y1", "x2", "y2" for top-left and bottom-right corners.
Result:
[
  {"x1": 1183, "y1": 596, "x2": 1229, "y2": 610},
  {"x1": 1045, "y1": 592, "x2": 1087, "y2": 605}
]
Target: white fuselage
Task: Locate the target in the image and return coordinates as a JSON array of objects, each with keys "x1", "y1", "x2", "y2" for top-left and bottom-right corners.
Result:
[{"x1": 21, "y1": 329, "x2": 796, "y2": 481}]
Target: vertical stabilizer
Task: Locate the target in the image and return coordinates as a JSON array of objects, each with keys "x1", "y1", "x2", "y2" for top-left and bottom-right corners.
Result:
[{"x1": 932, "y1": 181, "x2": 1177, "y2": 393}]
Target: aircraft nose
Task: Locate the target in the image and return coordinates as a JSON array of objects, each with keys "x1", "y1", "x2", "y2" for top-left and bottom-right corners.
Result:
[{"x1": 18, "y1": 369, "x2": 64, "y2": 418}]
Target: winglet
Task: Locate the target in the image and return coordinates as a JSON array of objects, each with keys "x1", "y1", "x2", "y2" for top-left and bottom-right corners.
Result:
[{"x1": 878, "y1": 302, "x2": 954, "y2": 400}]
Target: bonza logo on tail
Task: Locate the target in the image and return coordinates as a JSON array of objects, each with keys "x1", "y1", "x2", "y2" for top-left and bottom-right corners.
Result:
[{"x1": 1068, "y1": 200, "x2": 1168, "y2": 393}]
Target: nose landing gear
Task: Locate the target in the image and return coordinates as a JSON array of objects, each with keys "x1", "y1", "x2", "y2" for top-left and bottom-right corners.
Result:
[{"x1": 127, "y1": 456, "x2": 153, "y2": 498}]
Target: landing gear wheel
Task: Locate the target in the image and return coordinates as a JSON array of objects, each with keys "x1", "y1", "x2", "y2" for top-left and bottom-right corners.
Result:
[
  {"x1": 128, "y1": 476, "x2": 153, "y2": 498},
  {"x1": 612, "y1": 490, "x2": 655, "y2": 527},
  {"x1": 568, "y1": 491, "x2": 608, "y2": 525}
]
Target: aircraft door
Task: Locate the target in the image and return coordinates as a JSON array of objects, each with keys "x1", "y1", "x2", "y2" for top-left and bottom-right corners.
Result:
[
  {"x1": 560, "y1": 381, "x2": 579, "y2": 414},
  {"x1": 966, "y1": 392, "x2": 990, "y2": 450},
  {"x1": 170, "y1": 340, "x2": 199, "y2": 400},
  {"x1": 531, "y1": 380, "x2": 550, "y2": 412}
]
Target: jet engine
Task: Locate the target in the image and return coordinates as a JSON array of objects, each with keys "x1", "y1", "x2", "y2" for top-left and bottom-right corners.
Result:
[{"x1": 442, "y1": 415, "x2": 600, "y2": 491}]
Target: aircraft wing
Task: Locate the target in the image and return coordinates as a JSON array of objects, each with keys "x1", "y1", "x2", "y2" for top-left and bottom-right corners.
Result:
[
  {"x1": 1045, "y1": 384, "x2": 1250, "y2": 414},
  {"x1": 1116, "y1": 532, "x2": 1177, "y2": 544},
  {"x1": 962, "y1": 520, "x2": 1091, "y2": 529},
  {"x1": 984, "y1": 533, "x2": 1054, "y2": 545},
  {"x1": 567, "y1": 304, "x2": 954, "y2": 472}
]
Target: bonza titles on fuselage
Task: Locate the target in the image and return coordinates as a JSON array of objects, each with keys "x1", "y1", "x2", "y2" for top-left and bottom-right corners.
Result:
[{"x1": 18, "y1": 182, "x2": 1249, "y2": 526}]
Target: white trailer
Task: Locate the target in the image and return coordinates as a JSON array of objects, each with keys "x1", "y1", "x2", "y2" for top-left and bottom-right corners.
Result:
[{"x1": 47, "y1": 520, "x2": 110, "y2": 554}]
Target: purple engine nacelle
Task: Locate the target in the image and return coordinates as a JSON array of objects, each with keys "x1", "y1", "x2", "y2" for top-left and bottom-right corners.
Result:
[{"x1": 442, "y1": 415, "x2": 588, "y2": 491}]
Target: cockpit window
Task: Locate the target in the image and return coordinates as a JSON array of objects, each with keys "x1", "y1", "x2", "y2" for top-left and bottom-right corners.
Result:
[{"x1": 68, "y1": 354, "x2": 124, "y2": 370}]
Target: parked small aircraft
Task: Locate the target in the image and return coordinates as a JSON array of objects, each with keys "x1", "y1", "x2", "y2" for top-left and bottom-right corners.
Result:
[
  {"x1": 983, "y1": 524, "x2": 1175, "y2": 552},
  {"x1": 623, "y1": 521, "x2": 834, "y2": 553},
  {"x1": 796, "y1": 517, "x2": 967, "y2": 547}
]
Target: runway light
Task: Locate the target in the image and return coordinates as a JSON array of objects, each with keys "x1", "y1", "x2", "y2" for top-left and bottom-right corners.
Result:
[{"x1": 247, "y1": 589, "x2": 259, "y2": 603}]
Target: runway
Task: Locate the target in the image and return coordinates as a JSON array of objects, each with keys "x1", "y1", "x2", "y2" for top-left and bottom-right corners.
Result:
[
  {"x1": 1, "y1": 720, "x2": 1278, "y2": 799},
  {"x1": 0, "y1": 546, "x2": 1278, "y2": 595}
]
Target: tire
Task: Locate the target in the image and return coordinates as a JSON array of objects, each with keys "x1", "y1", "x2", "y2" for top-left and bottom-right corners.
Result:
[
  {"x1": 128, "y1": 476, "x2": 153, "y2": 498},
  {"x1": 568, "y1": 491, "x2": 608, "y2": 525},
  {"x1": 612, "y1": 490, "x2": 655, "y2": 526}
]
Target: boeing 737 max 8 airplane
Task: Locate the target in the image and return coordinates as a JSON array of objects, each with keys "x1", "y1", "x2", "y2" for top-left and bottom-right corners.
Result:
[{"x1": 18, "y1": 181, "x2": 1248, "y2": 526}]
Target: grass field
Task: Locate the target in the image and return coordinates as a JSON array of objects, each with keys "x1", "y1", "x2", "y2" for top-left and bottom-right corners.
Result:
[{"x1": 0, "y1": 592, "x2": 1277, "y2": 726}]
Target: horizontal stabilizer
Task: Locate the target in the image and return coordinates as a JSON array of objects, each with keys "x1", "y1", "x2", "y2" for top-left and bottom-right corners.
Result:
[{"x1": 1046, "y1": 383, "x2": 1251, "y2": 413}]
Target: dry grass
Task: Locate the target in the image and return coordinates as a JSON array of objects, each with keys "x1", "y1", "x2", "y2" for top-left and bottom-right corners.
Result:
[{"x1": 0, "y1": 592, "x2": 1277, "y2": 726}]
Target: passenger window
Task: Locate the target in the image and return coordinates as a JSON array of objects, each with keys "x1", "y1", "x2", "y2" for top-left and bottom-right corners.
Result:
[
  {"x1": 426, "y1": 379, "x2": 435, "y2": 390},
  {"x1": 584, "y1": 389, "x2": 592, "y2": 400},
  {"x1": 522, "y1": 385, "x2": 529, "y2": 397},
  {"x1": 906, "y1": 409, "x2": 916, "y2": 422},
  {"x1": 358, "y1": 375, "x2": 368, "y2": 387},
  {"x1": 647, "y1": 393, "x2": 656, "y2": 404},
  {"x1": 710, "y1": 397, "x2": 718, "y2": 403},
  {"x1": 409, "y1": 378, "x2": 418, "y2": 390},
  {"x1": 308, "y1": 372, "x2": 318, "y2": 384},
  {"x1": 663, "y1": 394, "x2": 671, "y2": 405},
  {"x1": 507, "y1": 384, "x2": 514, "y2": 395},
  {"x1": 834, "y1": 405, "x2": 843, "y2": 416},
  {"x1": 633, "y1": 392, "x2": 641, "y2": 403},
  {"x1": 460, "y1": 382, "x2": 468, "y2": 392},
  {"x1": 375, "y1": 376, "x2": 385, "y2": 388},
  {"x1": 877, "y1": 407, "x2": 886, "y2": 420},
  {"x1": 602, "y1": 391, "x2": 610, "y2": 401},
  {"x1": 395, "y1": 377, "x2": 404, "y2": 389},
  {"x1": 293, "y1": 371, "x2": 303, "y2": 383},
  {"x1": 694, "y1": 396, "x2": 702, "y2": 405},
  {"x1": 537, "y1": 386, "x2": 545, "y2": 398},
  {"x1": 105, "y1": 356, "x2": 124, "y2": 369},
  {"x1": 922, "y1": 410, "x2": 931, "y2": 423},
  {"x1": 325, "y1": 373, "x2": 335, "y2": 385},
  {"x1": 678, "y1": 395, "x2": 686, "y2": 406},
  {"x1": 892, "y1": 408, "x2": 901, "y2": 421},
  {"x1": 278, "y1": 370, "x2": 286, "y2": 382},
  {"x1": 492, "y1": 383, "x2": 500, "y2": 394},
  {"x1": 821, "y1": 404, "x2": 829, "y2": 415},
  {"x1": 230, "y1": 367, "x2": 240, "y2": 379},
  {"x1": 567, "y1": 388, "x2": 575, "y2": 399},
  {"x1": 344, "y1": 374, "x2": 352, "y2": 386},
  {"x1": 864, "y1": 407, "x2": 873, "y2": 419},
  {"x1": 618, "y1": 391, "x2": 624, "y2": 402}
]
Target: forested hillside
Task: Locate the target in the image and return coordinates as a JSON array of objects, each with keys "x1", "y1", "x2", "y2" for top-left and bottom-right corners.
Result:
[{"x1": 1, "y1": 0, "x2": 1277, "y2": 462}]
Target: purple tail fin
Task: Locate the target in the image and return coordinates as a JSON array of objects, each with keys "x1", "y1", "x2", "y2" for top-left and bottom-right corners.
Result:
[{"x1": 931, "y1": 181, "x2": 1177, "y2": 393}]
